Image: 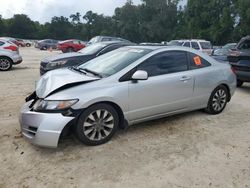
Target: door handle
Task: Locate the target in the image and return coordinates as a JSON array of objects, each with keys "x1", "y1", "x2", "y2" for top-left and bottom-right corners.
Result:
[{"x1": 180, "y1": 76, "x2": 191, "y2": 81}]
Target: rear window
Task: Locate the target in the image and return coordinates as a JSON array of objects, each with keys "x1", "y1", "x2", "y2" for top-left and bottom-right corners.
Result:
[
  {"x1": 200, "y1": 42, "x2": 212, "y2": 49},
  {"x1": 239, "y1": 40, "x2": 250, "y2": 50},
  {"x1": 78, "y1": 43, "x2": 107, "y2": 55},
  {"x1": 102, "y1": 38, "x2": 113, "y2": 42}
]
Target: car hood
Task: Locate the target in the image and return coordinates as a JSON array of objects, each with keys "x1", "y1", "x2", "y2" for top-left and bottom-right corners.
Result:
[
  {"x1": 36, "y1": 68, "x2": 99, "y2": 98},
  {"x1": 43, "y1": 52, "x2": 84, "y2": 62}
]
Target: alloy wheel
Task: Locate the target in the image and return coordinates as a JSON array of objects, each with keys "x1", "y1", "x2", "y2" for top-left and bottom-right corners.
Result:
[
  {"x1": 212, "y1": 89, "x2": 227, "y2": 112},
  {"x1": 83, "y1": 109, "x2": 114, "y2": 141},
  {"x1": 0, "y1": 58, "x2": 11, "y2": 71}
]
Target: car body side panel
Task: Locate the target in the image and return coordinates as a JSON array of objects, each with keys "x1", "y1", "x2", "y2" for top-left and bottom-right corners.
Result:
[{"x1": 127, "y1": 72, "x2": 194, "y2": 121}]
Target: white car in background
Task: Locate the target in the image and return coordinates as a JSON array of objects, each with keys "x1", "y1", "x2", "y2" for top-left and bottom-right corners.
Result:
[
  {"x1": 0, "y1": 39, "x2": 22, "y2": 71},
  {"x1": 168, "y1": 39, "x2": 213, "y2": 55}
]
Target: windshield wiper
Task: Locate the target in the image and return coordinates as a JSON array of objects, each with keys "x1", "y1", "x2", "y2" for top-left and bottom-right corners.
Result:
[
  {"x1": 70, "y1": 66, "x2": 87, "y2": 74},
  {"x1": 79, "y1": 68, "x2": 103, "y2": 78}
]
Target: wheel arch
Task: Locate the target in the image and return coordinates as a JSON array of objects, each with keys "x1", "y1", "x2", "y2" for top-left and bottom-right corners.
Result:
[
  {"x1": 60, "y1": 100, "x2": 127, "y2": 138},
  {"x1": 212, "y1": 83, "x2": 231, "y2": 102},
  {"x1": 0, "y1": 55, "x2": 14, "y2": 63},
  {"x1": 220, "y1": 83, "x2": 231, "y2": 102}
]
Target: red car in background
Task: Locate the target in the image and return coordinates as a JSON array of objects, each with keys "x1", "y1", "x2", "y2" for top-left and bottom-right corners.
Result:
[{"x1": 58, "y1": 39, "x2": 86, "y2": 53}]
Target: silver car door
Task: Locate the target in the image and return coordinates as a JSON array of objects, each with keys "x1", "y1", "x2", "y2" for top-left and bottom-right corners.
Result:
[{"x1": 127, "y1": 51, "x2": 194, "y2": 121}]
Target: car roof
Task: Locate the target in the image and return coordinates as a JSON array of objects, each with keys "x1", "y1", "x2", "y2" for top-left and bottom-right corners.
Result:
[
  {"x1": 170, "y1": 39, "x2": 210, "y2": 42},
  {"x1": 127, "y1": 45, "x2": 168, "y2": 50},
  {"x1": 94, "y1": 41, "x2": 134, "y2": 46}
]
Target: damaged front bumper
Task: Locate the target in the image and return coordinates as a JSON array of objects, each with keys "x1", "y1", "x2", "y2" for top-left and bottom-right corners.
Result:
[{"x1": 19, "y1": 101, "x2": 75, "y2": 148}]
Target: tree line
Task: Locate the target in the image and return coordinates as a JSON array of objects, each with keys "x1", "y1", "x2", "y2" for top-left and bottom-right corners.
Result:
[{"x1": 0, "y1": 0, "x2": 249, "y2": 45}]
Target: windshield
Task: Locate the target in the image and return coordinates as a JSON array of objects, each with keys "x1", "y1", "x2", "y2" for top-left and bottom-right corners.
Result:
[
  {"x1": 200, "y1": 42, "x2": 212, "y2": 49},
  {"x1": 78, "y1": 47, "x2": 152, "y2": 77},
  {"x1": 78, "y1": 43, "x2": 107, "y2": 55},
  {"x1": 223, "y1": 43, "x2": 236, "y2": 50},
  {"x1": 88, "y1": 37, "x2": 99, "y2": 44}
]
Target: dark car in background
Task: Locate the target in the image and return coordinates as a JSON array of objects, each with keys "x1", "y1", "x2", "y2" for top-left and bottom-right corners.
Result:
[
  {"x1": 228, "y1": 36, "x2": 250, "y2": 87},
  {"x1": 212, "y1": 43, "x2": 237, "y2": 62},
  {"x1": 40, "y1": 41, "x2": 133, "y2": 75},
  {"x1": 58, "y1": 39, "x2": 86, "y2": 53},
  {"x1": 87, "y1": 36, "x2": 130, "y2": 45},
  {"x1": 35, "y1": 39, "x2": 58, "y2": 50}
]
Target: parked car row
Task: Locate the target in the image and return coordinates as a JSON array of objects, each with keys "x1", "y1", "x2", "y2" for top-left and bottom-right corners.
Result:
[
  {"x1": 40, "y1": 41, "x2": 134, "y2": 75},
  {"x1": 167, "y1": 39, "x2": 213, "y2": 55},
  {"x1": 34, "y1": 36, "x2": 131, "y2": 53},
  {"x1": 0, "y1": 37, "x2": 33, "y2": 47},
  {"x1": 20, "y1": 43, "x2": 236, "y2": 148}
]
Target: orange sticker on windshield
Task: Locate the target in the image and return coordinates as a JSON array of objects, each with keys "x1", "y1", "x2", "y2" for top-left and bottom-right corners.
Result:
[{"x1": 193, "y1": 56, "x2": 202, "y2": 66}]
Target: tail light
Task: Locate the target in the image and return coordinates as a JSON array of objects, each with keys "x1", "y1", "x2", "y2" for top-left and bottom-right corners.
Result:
[
  {"x1": 4, "y1": 45, "x2": 18, "y2": 51},
  {"x1": 229, "y1": 50, "x2": 241, "y2": 57},
  {"x1": 231, "y1": 66, "x2": 236, "y2": 74}
]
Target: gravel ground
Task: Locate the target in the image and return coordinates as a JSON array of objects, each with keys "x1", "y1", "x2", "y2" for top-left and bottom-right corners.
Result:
[{"x1": 0, "y1": 47, "x2": 250, "y2": 188}]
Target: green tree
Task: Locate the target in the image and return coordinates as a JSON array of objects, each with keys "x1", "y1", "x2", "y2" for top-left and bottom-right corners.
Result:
[
  {"x1": 0, "y1": 15, "x2": 5, "y2": 36},
  {"x1": 7, "y1": 14, "x2": 37, "y2": 39},
  {"x1": 234, "y1": 0, "x2": 250, "y2": 40},
  {"x1": 48, "y1": 16, "x2": 73, "y2": 39}
]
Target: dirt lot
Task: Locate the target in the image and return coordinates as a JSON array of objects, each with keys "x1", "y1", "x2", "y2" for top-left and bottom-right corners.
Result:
[{"x1": 0, "y1": 47, "x2": 250, "y2": 188}]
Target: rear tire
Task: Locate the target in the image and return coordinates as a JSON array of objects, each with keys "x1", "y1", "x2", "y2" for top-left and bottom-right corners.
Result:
[
  {"x1": 205, "y1": 85, "x2": 229, "y2": 115},
  {"x1": 237, "y1": 80, "x2": 243, "y2": 87},
  {"x1": 41, "y1": 46, "x2": 47, "y2": 50},
  {"x1": 0, "y1": 57, "x2": 13, "y2": 71},
  {"x1": 74, "y1": 103, "x2": 119, "y2": 146}
]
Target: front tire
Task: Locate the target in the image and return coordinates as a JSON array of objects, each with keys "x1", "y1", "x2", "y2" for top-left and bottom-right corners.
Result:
[
  {"x1": 41, "y1": 46, "x2": 47, "y2": 50},
  {"x1": 66, "y1": 47, "x2": 74, "y2": 53},
  {"x1": 0, "y1": 57, "x2": 13, "y2": 71},
  {"x1": 75, "y1": 103, "x2": 119, "y2": 146},
  {"x1": 205, "y1": 85, "x2": 229, "y2": 115}
]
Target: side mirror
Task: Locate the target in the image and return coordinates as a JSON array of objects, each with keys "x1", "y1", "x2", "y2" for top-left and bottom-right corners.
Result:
[{"x1": 131, "y1": 70, "x2": 148, "y2": 80}]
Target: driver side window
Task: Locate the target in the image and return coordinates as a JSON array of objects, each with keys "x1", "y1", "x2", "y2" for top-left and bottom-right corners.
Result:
[{"x1": 137, "y1": 51, "x2": 188, "y2": 77}]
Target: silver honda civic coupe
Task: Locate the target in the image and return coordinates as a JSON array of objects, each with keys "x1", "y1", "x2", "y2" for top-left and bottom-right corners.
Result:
[{"x1": 19, "y1": 46, "x2": 236, "y2": 147}]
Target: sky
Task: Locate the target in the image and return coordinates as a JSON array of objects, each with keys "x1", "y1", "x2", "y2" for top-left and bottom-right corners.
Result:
[{"x1": 0, "y1": 0, "x2": 186, "y2": 23}]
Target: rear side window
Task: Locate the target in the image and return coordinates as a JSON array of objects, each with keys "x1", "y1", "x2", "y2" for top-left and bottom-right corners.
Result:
[
  {"x1": 138, "y1": 51, "x2": 188, "y2": 77},
  {"x1": 0, "y1": 41, "x2": 4, "y2": 46},
  {"x1": 183, "y1": 42, "x2": 191, "y2": 47},
  {"x1": 200, "y1": 42, "x2": 212, "y2": 49},
  {"x1": 191, "y1": 42, "x2": 200, "y2": 50},
  {"x1": 189, "y1": 52, "x2": 211, "y2": 69}
]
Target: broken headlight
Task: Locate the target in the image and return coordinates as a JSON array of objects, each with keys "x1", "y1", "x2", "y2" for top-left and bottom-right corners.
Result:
[{"x1": 33, "y1": 99, "x2": 78, "y2": 111}]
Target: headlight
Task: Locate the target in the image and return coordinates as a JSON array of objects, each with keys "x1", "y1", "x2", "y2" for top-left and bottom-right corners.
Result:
[
  {"x1": 33, "y1": 99, "x2": 78, "y2": 111},
  {"x1": 46, "y1": 60, "x2": 67, "y2": 69}
]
